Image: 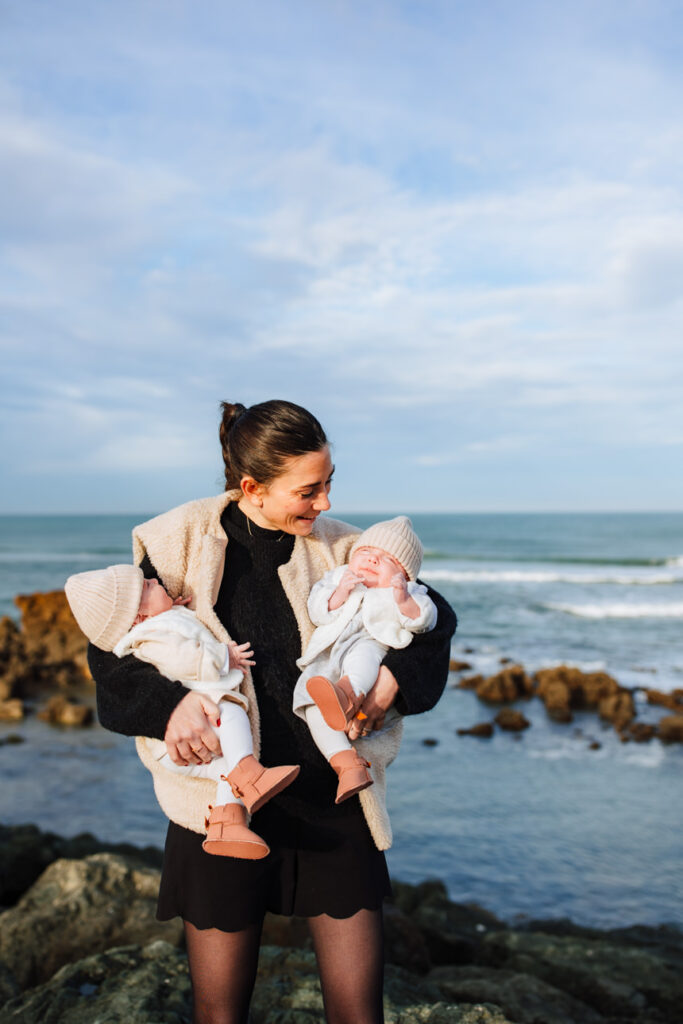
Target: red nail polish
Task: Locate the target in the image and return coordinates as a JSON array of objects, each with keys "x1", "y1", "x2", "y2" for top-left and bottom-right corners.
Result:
[{"x1": 216, "y1": 718, "x2": 221, "y2": 726}]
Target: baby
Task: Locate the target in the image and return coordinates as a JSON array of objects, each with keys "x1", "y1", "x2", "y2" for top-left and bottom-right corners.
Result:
[
  {"x1": 65, "y1": 565, "x2": 299, "y2": 860},
  {"x1": 293, "y1": 516, "x2": 437, "y2": 804}
]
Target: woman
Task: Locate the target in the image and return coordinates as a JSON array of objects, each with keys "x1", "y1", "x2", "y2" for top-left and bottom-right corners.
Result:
[{"x1": 89, "y1": 399, "x2": 457, "y2": 1024}]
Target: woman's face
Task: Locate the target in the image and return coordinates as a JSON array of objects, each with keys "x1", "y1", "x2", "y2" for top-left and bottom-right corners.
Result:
[{"x1": 240, "y1": 446, "x2": 334, "y2": 536}]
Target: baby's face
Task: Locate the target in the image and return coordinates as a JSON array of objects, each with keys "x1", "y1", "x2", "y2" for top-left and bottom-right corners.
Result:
[
  {"x1": 137, "y1": 578, "x2": 174, "y2": 619},
  {"x1": 349, "y1": 545, "x2": 407, "y2": 589}
]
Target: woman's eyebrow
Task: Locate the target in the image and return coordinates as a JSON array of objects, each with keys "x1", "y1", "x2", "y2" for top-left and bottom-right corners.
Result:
[{"x1": 296, "y1": 466, "x2": 335, "y2": 489}]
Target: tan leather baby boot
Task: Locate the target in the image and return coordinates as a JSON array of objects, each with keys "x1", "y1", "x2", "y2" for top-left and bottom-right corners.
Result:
[
  {"x1": 329, "y1": 749, "x2": 373, "y2": 804},
  {"x1": 226, "y1": 755, "x2": 300, "y2": 814},
  {"x1": 202, "y1": 803, "x2": 269, "y2": 859},
  {"x1": 306, "y1": 675, "x2": 364, "y2": 730}
]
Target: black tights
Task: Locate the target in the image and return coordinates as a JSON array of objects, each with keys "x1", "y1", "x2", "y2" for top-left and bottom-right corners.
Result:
[{"x1": 184, "y1": 907, "x2": 384, "y2": 1024}]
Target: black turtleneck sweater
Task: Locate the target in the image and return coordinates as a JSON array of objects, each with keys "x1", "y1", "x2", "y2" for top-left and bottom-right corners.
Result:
[{"x1": 89, "y1": 503, "x2": 457, "y2": 818}]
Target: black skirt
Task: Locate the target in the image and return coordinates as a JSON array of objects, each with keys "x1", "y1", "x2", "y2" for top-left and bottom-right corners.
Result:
[{"x1": 157, "y1": 799, "x2": 392, "y2": 932}]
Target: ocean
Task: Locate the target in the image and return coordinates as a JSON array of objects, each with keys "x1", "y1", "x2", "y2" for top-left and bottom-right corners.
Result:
[{"x1": 1, "y1": 511, "x2": 682, "y2": 928}]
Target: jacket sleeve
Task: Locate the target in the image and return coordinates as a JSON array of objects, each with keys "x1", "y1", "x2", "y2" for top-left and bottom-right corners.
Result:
[
  {"x1": 88, "y1": 554, "x2": 190, "y2": 739},
  {"x1": 381, "y1": 582, "x2": 456, "y2": 717}
]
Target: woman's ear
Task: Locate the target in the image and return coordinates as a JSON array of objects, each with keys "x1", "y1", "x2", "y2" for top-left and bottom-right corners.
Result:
[{"x1": 240, "y1": 476, "x2": 265, "y2": 508}]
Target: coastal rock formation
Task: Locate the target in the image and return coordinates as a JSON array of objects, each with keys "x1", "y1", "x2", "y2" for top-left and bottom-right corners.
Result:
[
  {"x1": 493, "y1": 709, "x2": 530, "y2": 732},
  {"x1": 474, "y1": 666, "x2": 533, "y2": 704},
  {"x1": 0, "y1": 698, "x2": 24, "y2": 721},
  {"x1": 646, "y1": 688, "x2": 683, "y2": 711},
  {"x1": 36, "y1": 695, "x2": 93, "y2": 727},
  {"x1": 658, "y1": 715, "x2": 683, "y2": 743},
  {"x1": 0, "y1": 592, "x2": 90, "y2": 704},
  {"x1": 0, "y1": 853, "x2": 182, "y2": 990},
  {"x1": 456, "y1": 723, "x2": 494, "y2": 738},
  {"x1": 1, "y1": 827, "x2": 681, "y2": 1024},
  {"x1": 598, "y1": 690, "x2": 635, "y2": 732}
]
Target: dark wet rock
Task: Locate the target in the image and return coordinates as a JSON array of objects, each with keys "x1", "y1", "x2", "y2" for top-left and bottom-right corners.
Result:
[
  {"x1": 423, "y1": 737, "x2": 439, "y2": 746},
  {"x1": 658, "y1": 715, "x2": 683, "y2": 743},
  {"x1": 0, "y1": 733, "x2": 25, "y2": 747},
  {"x1": 0, "y1": 940, "x2": 191, "y2": 1024},
  {"x1": 36, "y1": 695, "x2": 93, "y2": 727},
  {"x1": 475, "y1": 666, "x2": 533, "y2": 704},
  {"x1": 457, "y1": 723, "x2": 494, "y2": 738},
  {"x1": 392, "y1": 881, "x2": 504, "y2": 966},
  {"x1": 429, "y1": 964, "x2": 603, "y2": 1024},
  {"x1": 0, "y1": 853, "x2": 182, "y2": 989},
  {"x1": 479, "y1": 928, "x2": 683, "y2": 1020},
  {"x1": 450, "y1": 660, "x2": 473, "y2": 672},
  {"x1": 626, "y1": 722, "x2": 657, "y2": 743},
  {"x1": 494, "y1": 709, "x2": 530, "y2": 732},
  {"x1": 588, "y1": 741, "x2": 601, "y2": 750},
  {"x1": 0, "y1": 823, "x2": 163, "y2": 907},
  {"x1": 383, "y1": 902, "x2": 433, "y2": 974},
  {"x1": 498, "y1": 657, "x2": 512, "y2": 665}
]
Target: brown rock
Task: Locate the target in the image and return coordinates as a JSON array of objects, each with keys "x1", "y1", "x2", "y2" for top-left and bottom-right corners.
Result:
[
  {"x1": 475, "y1": 666, "x2": 532, "y2": 703},
  {"x1": 14, "y1": 590, "x2": 89, "y2": 666},
  {"x1": 37, "y1": 695, "x2": 93, "y2": 727},
  {"x1": 598, "y1": 691, "x2": 635, "y2": 732},
  {"x1": 658, "y1": 715, "x2": 683, "y2": 743},
  {"x1": 456, "y1": 675, "x2": 484, "y2": 690},
  {"x1": 0, "y1": 698, "x2": 24, "y2": 721},
  {"x1": 457, "y1": 722, "x2": 494, "y2": 738},
  {"x1": 627, "y1": 722, "x2": 657, "y2": 743},
  {"x1": 0, "y1": 617, "x2": 26, "y2": 700},
  {"x1": 449, "y1": 659, "x2": 473, "y2": 672},
  {"x1": 645, "y1": 688, "x2": 683, "y2": 711},
  {"x1": 534, "y1": 666, "x2": 621, "y2": 710},
  {"x1": 494, "y1": 709, "x2": 530, "y2": 732},
  {"x1": 537, "y1": 680, "x2": 573, "y2": 723}
]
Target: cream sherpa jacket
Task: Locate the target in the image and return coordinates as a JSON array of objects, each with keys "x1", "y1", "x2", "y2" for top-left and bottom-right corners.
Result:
[{"x1": 132, "y1": 491, "x2": 403, "y2": 850}]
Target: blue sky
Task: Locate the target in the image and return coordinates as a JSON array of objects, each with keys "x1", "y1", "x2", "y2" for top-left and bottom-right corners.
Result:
[{"x1": 1, "y1": 0, "x2": 682, "y2": 513}]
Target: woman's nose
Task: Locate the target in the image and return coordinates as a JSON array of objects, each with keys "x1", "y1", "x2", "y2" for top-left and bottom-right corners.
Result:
[{"x1": 314, "y1": 491, "x2": 331, "y2": 511}]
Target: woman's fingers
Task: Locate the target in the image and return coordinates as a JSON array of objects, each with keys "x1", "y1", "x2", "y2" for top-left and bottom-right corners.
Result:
[{"x1": 164, "y1": 692, "x2": 222, "y2": 764}]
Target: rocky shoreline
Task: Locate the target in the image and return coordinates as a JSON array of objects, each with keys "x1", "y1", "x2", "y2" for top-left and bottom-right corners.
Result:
[{"x1": 0, "y1": 823, "x2": 681, "y2": 1023}]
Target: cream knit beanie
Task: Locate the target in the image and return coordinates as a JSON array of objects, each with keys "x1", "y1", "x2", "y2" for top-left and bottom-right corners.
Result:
[
  {"x1": 64, "y1": 564, "x2": 144, "y2": 651},
  {"x1": 349, "y1": 516, "x2": 423, "y2": 581}
]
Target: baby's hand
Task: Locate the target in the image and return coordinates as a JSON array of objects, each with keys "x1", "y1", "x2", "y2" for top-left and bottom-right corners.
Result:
[
  {"x1": 173, "y1": 595, "x2": 192, "y2": 607},
  {"x1": 228, "y1": 640, "x2": 256, "y2": 671},
  {"x1": 391, "y1": 572, "x2": 409, "y2": 599},
  {"x1": 340, "y1": 568, "x2": 364, "y2": 595}
]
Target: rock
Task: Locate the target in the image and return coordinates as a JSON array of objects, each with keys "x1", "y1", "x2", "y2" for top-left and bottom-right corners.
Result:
[
  {"x1": 0, "y1": 853, "x2": 182, "y2": 990},
  {"x1": 475, "y1": 667, "x2": 532, "y2": 704},
  {"x1": 13, "y1": 591, "x2": 88, "y2": 667},
  {"x1": 646, "y1": 688, "x2": 683, "y2": 711},
  {"x1": 534, "y1": 666, "x2": 621, "y2": 711},
  {"x1": 493, "y1": 710, "x2": 530, "y2": 732},
  {"x1": 598, "y1": 690, "x2": 635, "y2": 732},
  {"x1": 588, "y1": 741, "x2": 601, "y2": 750},
  {"x1": 392, "y1": 881, "x2": 504, "y2": 966},
  {"x1": 36, "y1": 695, "x2": 93, "y2": 727},
  {"x1": 0, "y1": 733, "x2": 25, "y2": 746},
  {"x1": 429, "y1": 964, "x2": 602, "y2": 1024},
  {"x1": 627, "y1": 722, "x2": 657, "y2": 743},
  {"x1": 0, "y1": 940, "x2": 191, "y2": 1024},
  {"x1": 536, "y1": 680, "x2": 573, "y2": 723},
  {"x1": 0, "y1": 823, "x2": 163, "y2": 908},
  {"x1": 456, "y1": 675, "x2": 484, "y2": 691},
  {"x1": 498, "y1": 657, "x2": 512, "y2": 665},
  {"x1": 423, "y1": 738, "x2": 439, "y2": 747},
  {"x1": 251, "y1": 945, "x2": 515, "y2": 1023},
  {"x1": 0, "y1": 618, "x2": 26, "y2": 701},
  {"x1": 383, "y1": 903, "x2": 433, "y2": 974},
  {"x1": 479, "y1": 927, "x2": 683, "y2": 1020},
  {"x1": 0, "y1": 698, "x2": 24, "y2": 721},
  {"x1": 658, "y1": 715, "x2": 683, "y2": 743},
  {"x1": 457, "y1": 723, "x2": 494, "y2": 738},
  {"x1": 260, "y1": 912, "x2": 311, "y2": 949},
  {"x1": 450, "y1": 660, "x2": 473, "y2": 672}
]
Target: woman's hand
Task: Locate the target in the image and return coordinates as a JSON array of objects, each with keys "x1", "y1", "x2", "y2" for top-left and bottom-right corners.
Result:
[
  {"x1": 346, "y1": 665, "x2": 399, "y2": 740},
  {"x1": 164, "y1": 692, "x2": 222, "y2": 765}
]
